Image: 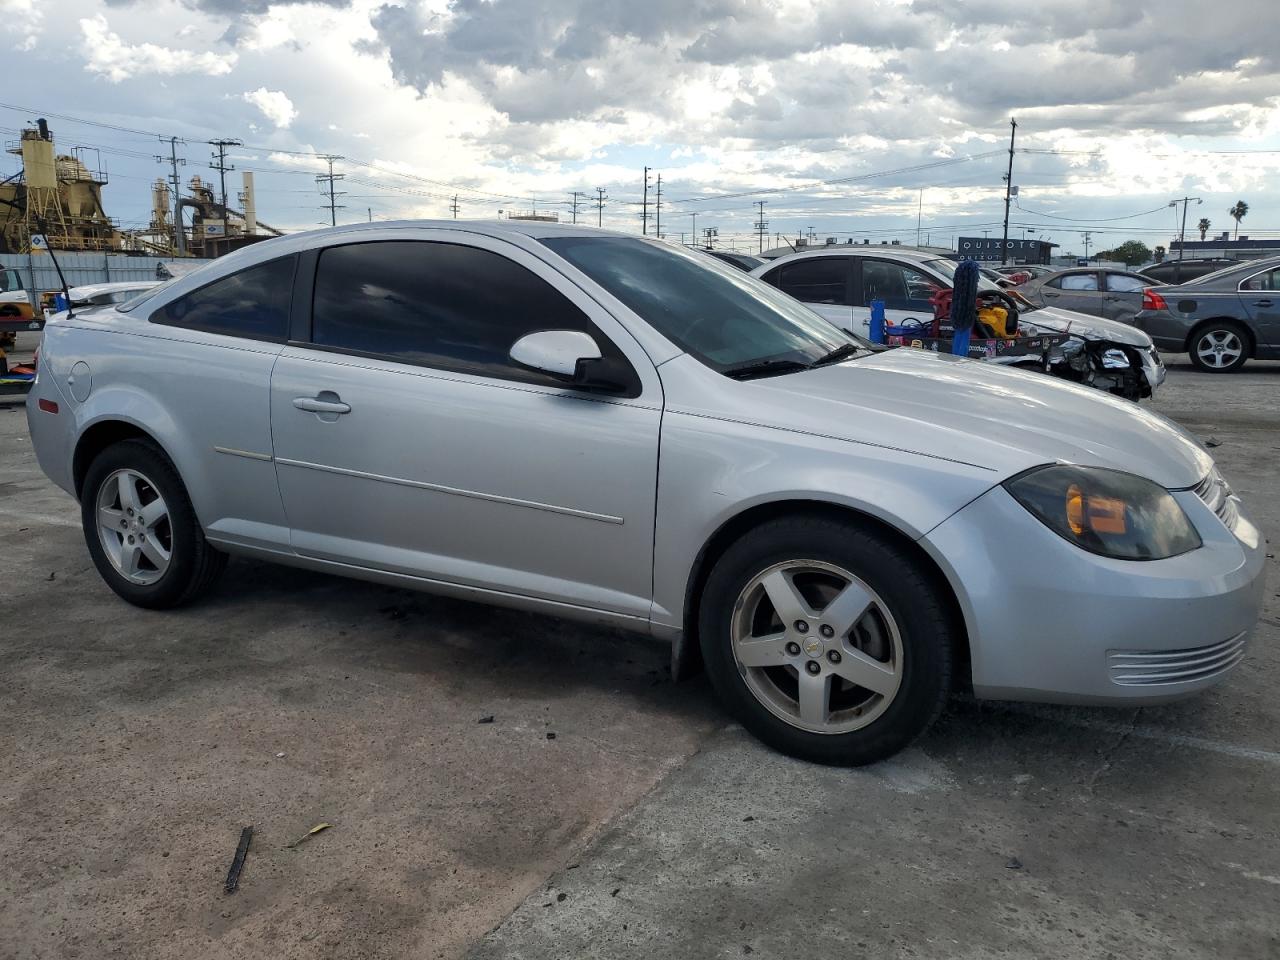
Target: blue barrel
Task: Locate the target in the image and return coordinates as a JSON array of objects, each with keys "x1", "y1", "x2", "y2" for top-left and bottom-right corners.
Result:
[
  {"x1": 54, "y1": 292, "x2": 67, "y2": 313},
  {"x1": 869, "y1": 299, "x2": 886, "y2": 343}
]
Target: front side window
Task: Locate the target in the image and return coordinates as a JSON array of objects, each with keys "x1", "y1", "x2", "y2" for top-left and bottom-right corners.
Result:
[
  {"x1": 153, "y1": 256, "x2": 295, "y2": 340},
  {"x1": 311, "y1": 240, "x2": 635, "y2": 389},
  {"x1": 0, "y1": 268, "x2": 23, "y2": 293},
  {"x1": 1106, "y1": 273, "x2": 1148, "y2": 293},
  {"x1": 541, "y1": 236, "x2": 861, "y2": 374},
  {"x1": 773, "y1": 257, "x2": 849, "y2": 304},
  {"x1": 1059, "y1": 273, "x2": 1100, "y2": 291},
  {"x1": 1241, "y1": 268, "x2": 1280, "y2": 292}
]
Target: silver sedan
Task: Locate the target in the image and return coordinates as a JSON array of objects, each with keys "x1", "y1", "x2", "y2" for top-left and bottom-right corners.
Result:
[{"x1": 26, "y1": 221, "x2": 1265, "y2": 765}]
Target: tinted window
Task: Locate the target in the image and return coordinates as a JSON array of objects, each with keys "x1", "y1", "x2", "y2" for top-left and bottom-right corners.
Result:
[
  {"x1": 0, "y1": 268, "x2": 23, "y2": 293},
  {"x1": 860, "y1": 259, "x2": 940, "y2": 310},
  {"x1": 542, "y1": 236, "x2": 860, "y2": 373},
  {"x1": 154, "y1": 256, "x2": 295, "y2": 340},
  {"x1": 1059, "y1": 273, "x2": 1099, "y2": 291},
  {"x1": 1106, "y1": 273, "x2": 1148, "y2": 293},
  {"x1": 776, "y1": 258, "x2": 849, "y2": 304},
  {"x1": 311, "y1": 241, "x2": 634, "y2": 389}
]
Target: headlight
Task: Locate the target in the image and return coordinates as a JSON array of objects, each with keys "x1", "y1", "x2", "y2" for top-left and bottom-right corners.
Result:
[{"x1": 1004, "y1": 465, "x2": 1201, "y2": 560}]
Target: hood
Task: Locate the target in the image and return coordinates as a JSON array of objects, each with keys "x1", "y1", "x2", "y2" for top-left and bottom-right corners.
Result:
[
  {"x1": 686, "y1": 348, "x2": 1211, "y2": 488},
  {"x1": 1021, "y1": 306, "x2": 1153, "y2": 347}
]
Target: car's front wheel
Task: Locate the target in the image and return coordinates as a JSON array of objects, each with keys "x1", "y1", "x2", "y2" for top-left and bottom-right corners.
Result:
[
  {"x1": 698, "y1": 514, "x2": 955, "y2": 765},
  {"x1": 81, "y1": 439, "x2": 226, "y2": 608},
  {"x1": 1189, "y1": 321, "x2": 1250, "y2": 373}
]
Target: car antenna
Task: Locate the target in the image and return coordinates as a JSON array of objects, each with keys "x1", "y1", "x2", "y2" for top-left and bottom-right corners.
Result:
[{"x1": 32, "y1": 217, "x2": 74, "y2": 319}]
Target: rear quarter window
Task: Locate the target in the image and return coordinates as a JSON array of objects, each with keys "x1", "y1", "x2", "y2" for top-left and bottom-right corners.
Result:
[{"x1": 151, "y1": 256, "x2": 296, "y2": 341}]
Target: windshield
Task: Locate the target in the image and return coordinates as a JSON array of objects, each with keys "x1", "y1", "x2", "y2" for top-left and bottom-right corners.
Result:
[
  {"x1": 924, "y1": 258, "x2": 1003, "y2": 292},
  {"x1": 542, "y1": 237, "x2": 866, "y2": 373}
]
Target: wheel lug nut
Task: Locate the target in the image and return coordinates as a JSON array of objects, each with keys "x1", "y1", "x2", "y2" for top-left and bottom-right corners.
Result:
[
  {"x1": 794, "y1": 620, "x2": 809, "y2": 634},
  {"x1": 819, "y1": 625, "x2": 834, "y2": 638},
  {"x1": 827, "y1": 650, "x2": 842, "y2": 664},
  {"x1": 126, "y1": 508, "x2": 134, "y2": 516},
  {"x1": 805, "y1": 661, "x2": 821, "y2": 675},
  {"x1": 127, "y1": 536, "x2": 135, "y2": 544},
  {"x1": 785, "y1": 642, "x2": 801, "y2": 656}
]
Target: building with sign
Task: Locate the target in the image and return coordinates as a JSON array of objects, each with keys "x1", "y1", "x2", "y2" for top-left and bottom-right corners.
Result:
[{"x1": 956, "y1": 237, "x2": 1057, "y2": 265}]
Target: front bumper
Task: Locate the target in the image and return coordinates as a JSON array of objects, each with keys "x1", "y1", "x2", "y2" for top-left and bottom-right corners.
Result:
[{"x1": 923, "y1": 481, "x2": 1266, "y2": 704}]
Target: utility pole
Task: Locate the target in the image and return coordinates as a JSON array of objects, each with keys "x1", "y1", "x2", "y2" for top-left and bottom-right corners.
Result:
[
  {"x1": 641, "y1": 167, "x2": 651, "y2": 235},
  {"x1": 655, "y1": 174, "x2": 662, "y2": 238},
  {"x1": 1000, "y1": 118, "x2": 1017, "y2": 265},
  {"x1": 754, "y1": 201, "x2": 768, "y2": 254},
  {"x1": 703, "y1": 226, "x2": 717, "y2": 248},
  {"x1": 368, "y1": 208, "x2": 372, "y2": 223},
  {"x1": 316, "y1": 155, "x2": 345, "y2": 227},
  {"x1": 570, "y1": 190, "x2": 588, "y2": 225},
  {"x1": 449, "y1": 195, "x2": 460, "y2": 219},
  {"x1": 1081, "y1": 231, "x2": 1092, "y2": 262},
  {"x1": 1169, "y1": 195, "x2": 1202, "y2": 262},
  {"x1": 594, "y1": 187, "x2": 607, "y2": 227},
  {"x1": 691, "y1": 212, "x2": 698, "y2": 244},
  {"x1": 208, "y1": 139, "x2": 242, "y2": 215},
  {"x1": 916, "y1": 188, "x2": 923, "y2": 247},
  {"x1": 155, "y1": 136, "x2": 186, "y2": 255}
]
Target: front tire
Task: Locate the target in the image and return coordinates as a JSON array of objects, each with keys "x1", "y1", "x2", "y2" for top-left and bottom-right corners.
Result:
[
  {"x1": 81, "y1": 439, "x2": 226, "y2": 608},
  {"x1": 698, "y1": 514, "x2": 954, "y2": 766},
  {"x1": 1189, "y1": 321, "x2": 1250, "y2": 373}
]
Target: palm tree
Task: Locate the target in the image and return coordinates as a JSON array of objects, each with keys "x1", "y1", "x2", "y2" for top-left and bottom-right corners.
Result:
[
  {"x1": 1198, "y1": 217, "x2": 1211, "y2": 241},
  {"x1": 1229, "y1": 201, "x2": 1249, "y2": 240}
]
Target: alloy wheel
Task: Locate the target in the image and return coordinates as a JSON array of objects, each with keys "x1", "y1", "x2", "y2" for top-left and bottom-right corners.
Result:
[
  {"x1": 730, "y1": 560, "x2": 904, "y2": 735},
  {"x1": 1195, "y1": 330, "x2": 1243, "y2": 369},
  {"x1": 95, "y1": 468, "x2": 173, "y2": 585}
]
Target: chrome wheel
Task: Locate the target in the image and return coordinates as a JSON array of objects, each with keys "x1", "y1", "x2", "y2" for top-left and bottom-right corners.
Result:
[
  {"x1": 1195, "y1": 330, "x2": 1244, "y2": 369},
  {"x1": 730, "y1": 560, "x2": 904, "y2": 735},
  {"x1": 95, "y1": 468, "x2": 172, "y2": 585}
]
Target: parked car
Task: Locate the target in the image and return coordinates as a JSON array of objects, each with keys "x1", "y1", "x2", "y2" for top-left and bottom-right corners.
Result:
[
  {"x1": 1132, "y1": 255, "x2": 1280, "y2": 372},
  {"x1": 27, "y1": 222, "x2": 1262, "y2": 766},
  {"x1": 699, "y1": 249, "x2": 765, "y2": 272},
  {"x1": 1140, "y1": 258, "x2": 1239, "y2": 286},
  {"x1": 994, "y1": 264, "x2": 1055, "y2": 283},
  {"x1": 66, "y1": 281, "x2": 161, "y2": 308},
  {"x1": 979, "y1": 267, "x2": 1016, "y2": 288},
  {"x1": 751, "y1": 249, "x2": 1165, "y2": 399},
  {"x1": 1019, "y1": 267, "x2": 1157, "y2": 325}
]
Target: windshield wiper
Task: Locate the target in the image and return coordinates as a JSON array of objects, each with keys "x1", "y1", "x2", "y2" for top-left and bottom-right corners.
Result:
[
  {"x1": 721, "y1": 358, "x2": 813, "y2": 380},
  {"x1": 810, "y1": 343, "x2": 863, "y2": 367}
]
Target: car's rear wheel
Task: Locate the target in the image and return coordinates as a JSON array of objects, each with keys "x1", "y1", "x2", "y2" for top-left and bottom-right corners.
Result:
[
  {"x1": 698, "y1": 514, "x2": 954, "y2": 765},
  {"x1": 1189, "y1": 321, "x2": 1250, "y2": 373},
  {"x1": 81, "y1": 439, "x2": 226, "y2": 608}
]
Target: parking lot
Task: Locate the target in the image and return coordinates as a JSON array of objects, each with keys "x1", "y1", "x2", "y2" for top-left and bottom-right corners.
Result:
[{"x1": 2, "y1": 334, "x2": 1277, "y2": 959}]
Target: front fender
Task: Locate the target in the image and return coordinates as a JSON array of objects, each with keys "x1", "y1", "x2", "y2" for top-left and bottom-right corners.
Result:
[{"x1": 650, "y1": 409, "x2": 999, "y2": 630}]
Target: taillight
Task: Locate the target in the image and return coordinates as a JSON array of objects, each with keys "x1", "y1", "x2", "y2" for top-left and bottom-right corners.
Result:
[
  {"x1": 38, "y1": 398, "x2": 58, "y2": 414},
  {"x1": 1142, "y1": 288, "x2": 1167, "y2": 311}
]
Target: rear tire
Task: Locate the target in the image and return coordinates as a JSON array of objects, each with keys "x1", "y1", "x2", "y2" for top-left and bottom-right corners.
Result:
[
  {"x1": 81, "y1": 439, "x2": 226, "y2": 609},
  {"x1": 1188, "y1": 321, "x2": 1250, "y2": 373},
  {"x1": 698, "y1": 514, "x2": 954, "y2": 766}
]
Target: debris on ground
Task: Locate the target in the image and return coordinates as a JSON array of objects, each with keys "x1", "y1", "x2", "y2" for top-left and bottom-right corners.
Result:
[
  {"x1": 478, "y1": 715, "x2": 495, "y2": 724},
  {"x1": 224, "y1": 827, "x2": 254, "y2": 894},
  {"x1": 286, "y1": 823, "x2": 333, "y2": 849},
  {"x1": 1205, "y1": 437, "x2": 1222, "y2": 448},
  {"x1": 1005, "y1": 856, "x2": 1023, "y2": 870},
  {"x1": 546, "y1": 732, "x2": 556, "y2": 740}
]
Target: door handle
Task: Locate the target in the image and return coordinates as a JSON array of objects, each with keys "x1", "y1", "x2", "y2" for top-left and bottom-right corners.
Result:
[
  {"x1": 293, "y1": 396, "x2": 351, "y2": 415},
  {"x1": 1253, "y1": 299, "x2": 1273, "y2": 308}
]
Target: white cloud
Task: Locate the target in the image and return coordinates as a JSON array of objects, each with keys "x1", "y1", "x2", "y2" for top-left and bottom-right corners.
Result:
[
  {"x1": 79, "y1": 14, "x2": 235, "y2": 82},
  {"x1": 1, "y1": 0, "x2": 43, "y2": 51},
  {"x1": 242, "y1": 87, "x2": 298, "y2": 128}
]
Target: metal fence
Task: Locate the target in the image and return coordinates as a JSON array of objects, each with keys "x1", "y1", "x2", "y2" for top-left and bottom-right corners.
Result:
[{"x1": 7, "y1": 252, "x2": 213, "y2": 295}]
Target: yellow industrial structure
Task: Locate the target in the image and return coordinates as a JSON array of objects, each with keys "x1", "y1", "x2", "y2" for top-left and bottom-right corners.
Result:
[{"x1": 0, "y1": 120, "x2": 281, "y2": 258}]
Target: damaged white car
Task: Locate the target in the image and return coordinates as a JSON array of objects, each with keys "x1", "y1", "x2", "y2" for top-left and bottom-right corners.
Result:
[{"x1": 752, "y1": 248, "x2": 1165, "y2": 400}]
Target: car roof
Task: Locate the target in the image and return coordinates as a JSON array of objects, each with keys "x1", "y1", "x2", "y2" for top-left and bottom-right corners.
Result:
[{"x1": 760, "y1": 247, "x2": 942, "y2": 266}]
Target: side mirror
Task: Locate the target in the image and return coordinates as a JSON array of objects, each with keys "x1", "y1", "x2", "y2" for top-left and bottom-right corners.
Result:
[{"x1": 510, "y1": 330, "x2": 633, "y2": 394}]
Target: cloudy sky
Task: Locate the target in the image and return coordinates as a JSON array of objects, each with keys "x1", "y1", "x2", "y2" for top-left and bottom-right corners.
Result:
[{"x1": 1, "y1": 0, "x2": 1277, "y2": 256}]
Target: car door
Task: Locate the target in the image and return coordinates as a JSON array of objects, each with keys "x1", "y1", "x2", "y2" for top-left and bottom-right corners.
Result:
[
  {"x1": 855, "y1": 258, "x2": 941, "y2": 335},
  {"x1": 1038, "y1": 271, "x2": 1105, "y2": 316},
  {"x1": 1101, "y1": 271, "x2": 1150, "y2": 324},
  {"x1": 268, "y1": 232, "x2": 663, "y2": 621},
  {"x1": 759, "y1": 257, "x2": 855, "y2": 331},
  {"x1": 1238, "y1": 266, "x2": 1280, "y2": 347}
]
